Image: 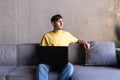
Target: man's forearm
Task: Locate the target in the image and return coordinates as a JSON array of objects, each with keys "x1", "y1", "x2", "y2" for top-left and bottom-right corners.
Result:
[
  {"x1": 77, "y1": 39, "x2": 86, "y2": 44},
  {"x1": 77, "y1": 39, "x2": 90, "y2": 50}
]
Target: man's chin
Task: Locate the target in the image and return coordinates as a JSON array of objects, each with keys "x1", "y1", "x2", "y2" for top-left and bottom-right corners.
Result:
[
  {"x1": 59, "y1": 28, "x2": 63, "y2": 30},
  {"x1": 60, "y1": 27, "x2": 63, "y2": 29},
  {"x1": 57, "y1": 27, "x2": 63, "y2": 30}
]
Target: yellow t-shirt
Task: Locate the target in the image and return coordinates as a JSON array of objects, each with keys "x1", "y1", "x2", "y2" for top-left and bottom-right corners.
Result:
[{"x1": 40, "y1": 30, "x2": 78, "y2": 46}]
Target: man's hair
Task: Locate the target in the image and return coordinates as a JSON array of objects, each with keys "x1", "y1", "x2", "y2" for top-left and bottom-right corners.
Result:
[{"x1": 51, "y1": 14, "x2": 63, "y2": 22}]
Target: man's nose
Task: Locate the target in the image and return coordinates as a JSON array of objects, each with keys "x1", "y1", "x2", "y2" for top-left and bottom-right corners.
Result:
[{"x1": 60, "y1": 22, "x2": 63, "y2": 25}]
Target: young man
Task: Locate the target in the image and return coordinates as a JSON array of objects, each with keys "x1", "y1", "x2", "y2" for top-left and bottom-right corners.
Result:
[{"x1": 36, "y1": 14, "x2": 90, "y2": 80}]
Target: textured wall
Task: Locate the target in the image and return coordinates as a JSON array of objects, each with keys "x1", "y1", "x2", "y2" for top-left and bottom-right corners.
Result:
[
  {"x1": 0, "y1": 0, "x2": 118, "y2": 44},
  {"x1": 0, "y1": 0, "x2": 17, "y2": 44}
]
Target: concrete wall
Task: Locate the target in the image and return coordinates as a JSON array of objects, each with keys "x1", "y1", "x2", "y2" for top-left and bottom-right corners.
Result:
[{"x1": 0, "y1": 0, "x2": 118, "y2": 44}]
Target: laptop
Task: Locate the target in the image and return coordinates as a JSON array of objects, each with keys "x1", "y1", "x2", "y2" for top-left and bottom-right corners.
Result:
[{"x1": 37, "y1": 46, "x2": 68, "y2": 67}]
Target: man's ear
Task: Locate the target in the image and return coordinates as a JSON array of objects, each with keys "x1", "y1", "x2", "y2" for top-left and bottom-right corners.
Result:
[{"x1": 51, "y1": 22, "x2": 55, "y2": 26}]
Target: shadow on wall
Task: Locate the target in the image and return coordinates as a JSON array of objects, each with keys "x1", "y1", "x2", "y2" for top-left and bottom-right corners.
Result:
[{"x1": 115, "y1": 25, "x2": 120, "y2": 41}]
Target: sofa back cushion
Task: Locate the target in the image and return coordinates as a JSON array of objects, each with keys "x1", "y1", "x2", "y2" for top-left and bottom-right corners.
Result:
[
  {"x1": 0, "y1": 45, "x2": 17, "y2": 66},
  {"x1": 17, "y1": 44, "x2": 38, "y2": 66},
  {"x1": 17, "y1": 43, "x2": 86, "y2": 66},
  {"x1": 68, "y1": 43, "x2": 85, "y2": 65},
  {"x1": 85, "y1": 41, "x2": 117, "y2": 66},
  {"x1": 17, "y1": 42, "x2": 117, "y2": 66}
]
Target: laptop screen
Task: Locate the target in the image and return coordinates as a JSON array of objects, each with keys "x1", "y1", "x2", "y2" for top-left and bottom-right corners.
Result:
[{"x1": 37, "y1": 46, "x2": 68, "y2": 66}]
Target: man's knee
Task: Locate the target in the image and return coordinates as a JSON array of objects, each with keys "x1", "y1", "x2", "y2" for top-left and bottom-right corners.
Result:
[
  {"x1": 67, "y1": 63, "x2": 74, "y2": 73},
  {"x1": 38, "y1": 64, "x2": 49, "y2": 71}
]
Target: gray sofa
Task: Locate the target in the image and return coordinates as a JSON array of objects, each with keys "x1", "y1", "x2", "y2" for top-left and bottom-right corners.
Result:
[{"x1": 0, "y1": 41, "x2": 120, "y2": 80}]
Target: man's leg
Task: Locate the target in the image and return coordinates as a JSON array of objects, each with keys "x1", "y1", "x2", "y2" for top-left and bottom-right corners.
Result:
[
  {"x1": 58, "y1": 62, "x2": 74, "y2": 80},
  {"x1": 36, "y1": 64, "x2": 51, "y2": 80}
]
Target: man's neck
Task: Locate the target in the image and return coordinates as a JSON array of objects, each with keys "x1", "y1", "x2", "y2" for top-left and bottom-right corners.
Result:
[{"x1": 53, "y1": 29, "x2": 62, "y2": 32}]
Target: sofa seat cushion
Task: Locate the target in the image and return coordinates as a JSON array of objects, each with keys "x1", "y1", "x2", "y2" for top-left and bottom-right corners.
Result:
[
  {"x1": 0, "y1": 66, "x2": 16, "y2": 76},
  {"x1": 7, "y1": 66, "x2": 36, "y2": 80},
  {"x1": 0, "y1": 77, "x2": 5, "y2": 80},
  {"x1": 73, "y1": 65, "x2": 120, "y2": 80},
  {"x1": 0, "y1": 66, "x2": 16, "y2": 80},
  {"x1": 48, "y1": 72, "x2": 58, "y2": 80}
]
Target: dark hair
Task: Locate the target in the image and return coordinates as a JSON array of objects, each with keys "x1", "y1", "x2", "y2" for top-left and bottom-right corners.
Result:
[{"x1": 51, "y1": 14, "x2": 63, "y2": 22}]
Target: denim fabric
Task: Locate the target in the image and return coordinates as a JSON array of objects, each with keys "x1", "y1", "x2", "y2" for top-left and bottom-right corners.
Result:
[{"x1": 36, "y1": 62, "x2": 74, "y2": 80}]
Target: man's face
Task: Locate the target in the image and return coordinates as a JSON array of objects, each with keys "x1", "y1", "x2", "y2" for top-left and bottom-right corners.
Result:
[{"x1": 52, "y1": 18, "x2": 63, "y2": 30}]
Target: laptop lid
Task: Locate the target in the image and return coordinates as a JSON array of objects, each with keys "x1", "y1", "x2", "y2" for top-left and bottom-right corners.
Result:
[{"x1": 38, "y1": 46, "x2": 68, "y2": 66}]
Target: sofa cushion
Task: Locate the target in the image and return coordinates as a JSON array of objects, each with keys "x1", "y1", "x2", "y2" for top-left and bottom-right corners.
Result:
[
  {"x1": 17, "y1": 44, "x2": 38, "y2": 66},
  {"x1": 69, "y1": 43, "x2": 85, "y2": 65},
  {"x1": 85, "y1": 41, "x2": 117, "y2": 66},
  {"x1": 48, "y1": 72, "x2": 58, "y2": 80},
  {"x1": 7, "y1": 66, "x2": 36, "y2": 76},
  {"x1": 7, "y1": 66, "x2": 36, "y2": 80},
  {"x1": 73, "y1": 65, "x2": 120, "y2": 80},
  {"x1": 0, "y1": 77, "x2": 5, "y2": 80},
  {"x1": 0, "y1": 66, "x2": 16, "y2": 76},
  {"x1": 0, "y1": 45, "x2": 17, "y2": 66},
  {"x1": 0, "y1": 66, "x2": 16, "y2": 80}
]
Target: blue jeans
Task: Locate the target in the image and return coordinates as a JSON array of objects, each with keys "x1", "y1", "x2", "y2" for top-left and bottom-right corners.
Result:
[{"x1": 36, "y1": 62, "x2": 74, "y2": 80}]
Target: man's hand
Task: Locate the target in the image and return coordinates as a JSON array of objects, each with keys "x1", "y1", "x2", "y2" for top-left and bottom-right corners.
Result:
[
  {"x1": 83, "y1": 41, "x2": 90, "y2": 50},
  {"x1": 77, "y1": 40, "x2": 90, "y2": 51}
]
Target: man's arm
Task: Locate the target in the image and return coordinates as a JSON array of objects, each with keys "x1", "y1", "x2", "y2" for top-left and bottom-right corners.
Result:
[
  {"x1": 77, "y1": 39, "x2": 90, "y2": 50},
  {"x1": 40, "y1": 34, "x2": 49, "y2": 46}
]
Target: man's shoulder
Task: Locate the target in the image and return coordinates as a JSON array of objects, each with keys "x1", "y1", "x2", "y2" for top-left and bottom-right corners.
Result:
[
  {"x1": 62, "y1": 30, "x2": 71, "y2": 34},
  {"x1": 62, "y1": 30, "x2": 72, "y2": 36},
  {"x1": 43, "y1": 31, "x2": 53, "y2": 36}
]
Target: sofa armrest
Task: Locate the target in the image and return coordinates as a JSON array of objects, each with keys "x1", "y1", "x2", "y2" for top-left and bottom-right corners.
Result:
[{"x1": 116, "y1": 48, "x2": 120, "y2": 65}]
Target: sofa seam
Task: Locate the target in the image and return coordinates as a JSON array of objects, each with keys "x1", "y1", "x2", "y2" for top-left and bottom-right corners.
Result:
[
  {"x1": 6, "y1": 66, "x2": 17, "y2": 79},
  {"x1": 16, "y1": 45, "x2": 19, "y2": 66}
]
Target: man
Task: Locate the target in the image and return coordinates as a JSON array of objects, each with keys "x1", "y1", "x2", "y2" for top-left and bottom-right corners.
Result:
[{"x1": 36, "y1": 14, "x2": 90, "y2": 80}]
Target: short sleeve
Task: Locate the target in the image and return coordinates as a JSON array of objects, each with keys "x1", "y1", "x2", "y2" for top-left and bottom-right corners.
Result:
[
  {"x1": 67, "y1": 32, "x2": 78, "y2": 44},
  {"x1": 40, "y1": 34, "x2": 49, "y2": 46}
]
